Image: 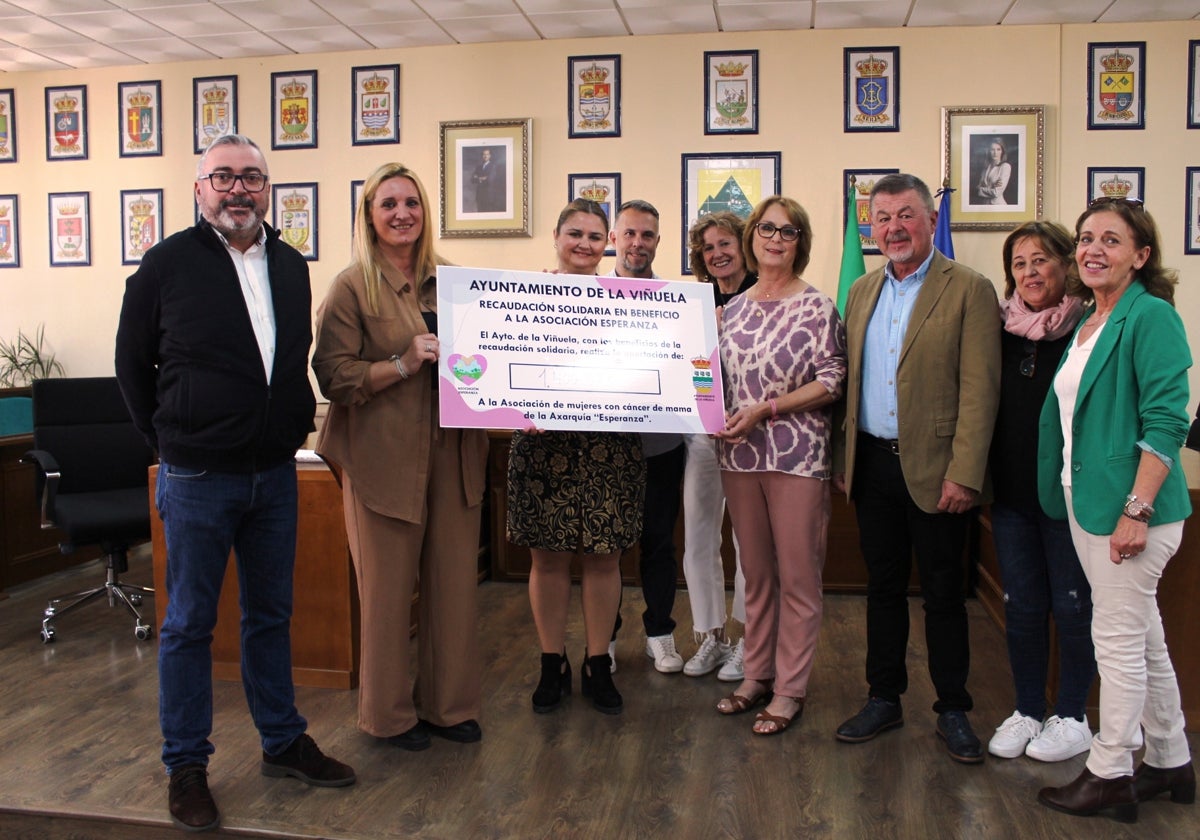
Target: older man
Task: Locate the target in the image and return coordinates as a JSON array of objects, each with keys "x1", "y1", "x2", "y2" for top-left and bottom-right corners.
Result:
[
  {"x1": 116, "y1": 134, "x2": 355, "y2": 833},
  {"x1": 833, "y1": 173, "x2": 1001, "y2": 764}
]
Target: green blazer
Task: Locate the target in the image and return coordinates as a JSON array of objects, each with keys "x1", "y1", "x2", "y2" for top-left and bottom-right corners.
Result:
[
  {"x1": 1037, "y1": 281, "x2": 1193, "y2": 533},
  {"x1": 839, "y1": 250, "x2": 1002, "y2": 513}
]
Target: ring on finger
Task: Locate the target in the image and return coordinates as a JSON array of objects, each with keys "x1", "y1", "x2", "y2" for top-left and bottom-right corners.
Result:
[{"x1": 1119, "y1": 553, "x2": 1131, "y2": 559}]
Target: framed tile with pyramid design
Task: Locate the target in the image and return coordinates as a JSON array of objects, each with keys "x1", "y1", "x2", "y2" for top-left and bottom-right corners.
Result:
[{"x1": 679, "y1": 152, "x2": 780, "y2": 274}]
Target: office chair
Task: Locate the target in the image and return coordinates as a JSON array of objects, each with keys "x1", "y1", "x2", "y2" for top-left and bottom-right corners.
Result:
[{"x1": 23, "y1": 377, "x2": 155, "y2": 643}]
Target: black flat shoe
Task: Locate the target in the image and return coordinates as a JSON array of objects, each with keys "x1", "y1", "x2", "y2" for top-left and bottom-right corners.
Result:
[
  {"x1": 386, "y1": 722, "x2": 432, "y2": 752},
  {"x1": 836, "y1": 697, "x2": 903, "y2": 743},
  {"x1": 532, "y1": 651, "x2": 571, "y2": 713},
  {"x1": 421, "y1": 719, "x2": 482, "y2": 743}
]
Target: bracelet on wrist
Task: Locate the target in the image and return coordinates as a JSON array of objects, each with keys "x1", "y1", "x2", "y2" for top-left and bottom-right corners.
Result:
[
  {"x1": 1122, "y1": 493, "x2": 1154, "y2": 523},
  {"x1": 768, "y1": 398, "x2": 778, "y2": 423},
  {"x1": 390, "y1": 354, "x2": 409, "y2": 380}
]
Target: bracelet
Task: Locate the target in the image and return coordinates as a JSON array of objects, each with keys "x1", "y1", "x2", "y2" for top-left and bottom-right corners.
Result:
[
  {"x1": 1122, "y1": 493, "x2": 1154, "y2": 523},
  {"x1": 390, "y1": 354, "x2": 409, "y2": 380},
  {"x1": 768, "y1": 398, "x2": 778, "y2": 422}
]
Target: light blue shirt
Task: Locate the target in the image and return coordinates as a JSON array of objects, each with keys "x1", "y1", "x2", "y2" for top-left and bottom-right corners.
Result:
[{"x1": 858, "y1": 249, "x2": 937, "y2": 440}]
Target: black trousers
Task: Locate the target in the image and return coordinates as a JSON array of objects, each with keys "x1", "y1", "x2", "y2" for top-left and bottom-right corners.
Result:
[
  {"x1": 852, "y1": 437, "x2": 973, "y2": 713},
  {"x1": 613, "y1": 442, "x2": 685, "y2": 639}
]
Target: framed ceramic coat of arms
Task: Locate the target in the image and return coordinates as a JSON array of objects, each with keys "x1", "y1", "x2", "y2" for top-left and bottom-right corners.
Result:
[
  {"x1": 271, "y1": 71, "x2": 318, "y2": 150},
  {"x1": 844, "y1": 47, "x2": 899, "y2": 133},
  {"x1": 704, "y1": 50, "x2": 758, "y2": 135},
  {"x1": 48, "y1": 192, "x2": 90, "y2": 266},
  {"x1": 45, "y1": 85, "x2": 87, "y2": 161},
  {"x1": 192, "y1": 76, "x2": 238, "y2": 154},
  {"x1": 351, "y1": 64, "x2": 399, "y2": 145},
  {"x1": 272, "y1": 182, "x2": 318, "y2": 261},
  {"x1": 1087, "y1": 42, "x2": 1145, "y2": 130},
  {"x1": 118, "y1": 80, "x2": 162, "y2": 157},
  {"x1": 120, "y1": 189, "x2": 163, "y2": 265},
  {"x1": 0, "y1": 89, "x2": 16, "y2": 163},
  {"x1": 0, "y1": 195, "x2": 19, "y2": 268},
  {"x1": 568, "y1": 55, "x2": 620, "y2": 138}
]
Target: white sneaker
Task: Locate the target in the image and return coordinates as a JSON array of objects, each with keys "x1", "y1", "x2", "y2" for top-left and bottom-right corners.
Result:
[
  {"x1": 1025, "y1": 715, "x2": 1093, "y2": 762},
  {"x1": 607, "y1": 640, "x2": 617, "y2": 674},
  {"x1": 987, "y1": 711, "x2": 1042, "y2": 758},
  {"x1": 683, "y1": 634, "x2": 732, "y2": 677},
  {"x1": 717, "y1": 637, "x2": 745, "y2": 682},
  {"x1": 645, "y1": 634, "x2": 684, "y2": 673}
]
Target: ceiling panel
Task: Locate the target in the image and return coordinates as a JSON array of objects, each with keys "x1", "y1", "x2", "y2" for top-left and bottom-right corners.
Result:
[
  {"x1": 1, "y1": 1, "x2": 1198, "y2": 71},
  {"x1": 528, "y1": 10, "x2": 629, "y2": 40},
  {"x1": 0, "y1": 45, "x2": 69, "y2": 69},
  {"x1": 36, "y1": 40, "x2": 143, "y2": 67}
]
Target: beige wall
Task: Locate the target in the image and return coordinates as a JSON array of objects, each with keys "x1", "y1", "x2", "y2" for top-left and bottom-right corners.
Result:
[{"x1": 3, "y1": 20, "x2": 1198, "y2": 479}]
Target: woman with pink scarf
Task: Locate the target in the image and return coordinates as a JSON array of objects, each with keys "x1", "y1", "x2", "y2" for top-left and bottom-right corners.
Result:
[{"x1": 986, "y1": 221, "x2": 1097, "y2": 763}]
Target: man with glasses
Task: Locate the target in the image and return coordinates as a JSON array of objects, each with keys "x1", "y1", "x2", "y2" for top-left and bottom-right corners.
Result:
[
  {"x1": 605, "y1": 199, "x2": 688, "y2": 675},
  {"x1": 116, "y1": 134, "x2": 355, "y2": 833},
  {"x1": 833, "y1": 173, "x2": 1001, "y2": 764}
]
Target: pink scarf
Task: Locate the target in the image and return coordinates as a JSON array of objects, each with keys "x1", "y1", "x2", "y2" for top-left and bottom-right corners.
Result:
[{"x1": 1000, "y1": 294, "x2": 1085, "y2": 341}]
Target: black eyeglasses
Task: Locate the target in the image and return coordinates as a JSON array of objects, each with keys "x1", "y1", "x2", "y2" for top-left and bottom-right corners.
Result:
[
  {"x1": 1019, "y1": 340, "x2": 1037, "y2": 378},
  {"x1": 1088, "y1": 196, "x2": 1144, "y2": 210},
  {"x1": 200, "y1": 172, "x2": 268, "y2": 193},
  {"x1": 755, "y1": 222, "x2": 800, "y2": 242}
]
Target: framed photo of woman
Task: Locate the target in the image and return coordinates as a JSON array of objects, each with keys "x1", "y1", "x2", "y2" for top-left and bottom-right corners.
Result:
[{"x1": 942, "y1": 105, "x2": 1044, "y2": 231}]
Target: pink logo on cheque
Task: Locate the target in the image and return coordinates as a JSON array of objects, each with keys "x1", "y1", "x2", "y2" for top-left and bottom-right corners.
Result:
[{"x1": 449, "y1": 354, "x2": 486, "y2": 385}]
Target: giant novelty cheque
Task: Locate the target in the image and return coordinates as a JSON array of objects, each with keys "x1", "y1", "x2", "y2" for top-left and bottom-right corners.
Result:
[{"x1": 436, "y1": 266, "x2": 725, "y2": 434}]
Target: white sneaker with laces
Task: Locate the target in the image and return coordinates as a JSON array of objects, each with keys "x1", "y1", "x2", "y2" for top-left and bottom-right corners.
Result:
[
  {"x1": 607, "y1": 639, "x2": 617, "y2": 674},
  {"x1": 987, "y1": 711, "x2": 1042, "y2": 758},
  {"x1": 683, "y1": 634, "x2": 732, "y2": 677},
  {"x1": 717, "y1": 637, "x2": 745, "y2": 682},
  {"x1": 645, "y1": 634, "x2": 684, "y2": 673},
  {"x1": 1025, "y1": 714, "x2": 1092, "y2": 762}
]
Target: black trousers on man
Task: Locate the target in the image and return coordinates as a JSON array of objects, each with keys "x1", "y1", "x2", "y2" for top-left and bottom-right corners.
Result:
[{"x1": 851, "y1": 438, "x2": 973, "y2": 713}]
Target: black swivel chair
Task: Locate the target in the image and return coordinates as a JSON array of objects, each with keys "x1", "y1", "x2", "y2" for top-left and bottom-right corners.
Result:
[{"x1": 23, "y1": 377, "x2": 155, "y2": 643}]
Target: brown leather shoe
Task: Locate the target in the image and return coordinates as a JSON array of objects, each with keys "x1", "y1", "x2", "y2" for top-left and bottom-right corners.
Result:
[
  {"x1": 1133, "y1": 760, "x2": 1196, "y2": 804},
  {"x1": 168, "y1": 764, "x2": 219, "y2": 832},
  {"x1": 261, "y1": 733, "x2": 357, "y2": 787},
  {"x1": 1037, "y1": 767, "x2": 1138, "y2": 823}
]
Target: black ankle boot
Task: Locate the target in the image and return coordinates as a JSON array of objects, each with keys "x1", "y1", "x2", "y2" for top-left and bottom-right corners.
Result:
[
  {"x1": 532, "y1": 651, "x2": 571, "y2": 713},
  {"x1": 581, "y1": 653, "x2": 623, "y2": 715}
]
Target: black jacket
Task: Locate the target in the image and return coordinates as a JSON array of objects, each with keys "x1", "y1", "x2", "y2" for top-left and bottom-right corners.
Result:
[{"x1": 115, "y1": 220, "x2": 315, "y2": 473}]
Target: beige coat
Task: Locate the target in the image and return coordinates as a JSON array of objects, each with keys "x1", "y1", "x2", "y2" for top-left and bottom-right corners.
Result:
[{"x1": 312, "y1": 257, "x2": 488, "y2": 522}]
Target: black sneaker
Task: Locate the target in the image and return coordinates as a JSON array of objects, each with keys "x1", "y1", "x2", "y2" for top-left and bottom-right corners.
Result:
[
  {"x1": 168, "y1": 764, "x2": 219, "y2": 832},
  {"x1": 261, "y1": 733, "x2": 357, "y2": 787}
]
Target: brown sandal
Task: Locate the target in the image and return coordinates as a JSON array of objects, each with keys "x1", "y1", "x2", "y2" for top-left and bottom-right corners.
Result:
[
  {"x1": 753, "y1": 697, "x2": 804, "y2": 735},
  {"x1": 717, "y1": 688, "x2": 772, "y2": 715}
]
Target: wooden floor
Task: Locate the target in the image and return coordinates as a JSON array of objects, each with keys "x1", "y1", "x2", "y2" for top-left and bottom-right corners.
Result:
[{"x1": 0, "y1": 548, "x2": 1196, "y2": 839}]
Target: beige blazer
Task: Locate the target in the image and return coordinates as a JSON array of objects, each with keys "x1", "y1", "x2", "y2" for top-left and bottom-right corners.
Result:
[
  {"x1": 839, "y1": 250, "x2": 1001, "y2": 513},
  {"x1": 312, "y1": 258, "x2": 488, "y2": 523}
]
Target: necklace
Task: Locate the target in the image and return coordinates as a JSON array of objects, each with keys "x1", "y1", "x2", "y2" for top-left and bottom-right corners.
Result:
[{"x1": 1085, "y1": 310, "x2": 1111, "y2": 326}]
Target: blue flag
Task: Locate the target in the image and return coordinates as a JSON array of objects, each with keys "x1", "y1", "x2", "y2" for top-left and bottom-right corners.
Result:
[{"x1": 934, "y1": 186, "x2": 955, "y2": 260}]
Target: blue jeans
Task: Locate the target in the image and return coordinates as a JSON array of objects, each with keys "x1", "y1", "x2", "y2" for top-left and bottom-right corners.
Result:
[
  {"x1": 991, "y1": 502, "x2": 1095, "y2": 721},
  {"x1": 155, "y1": 460, "x2": 306, "y2": 771}
]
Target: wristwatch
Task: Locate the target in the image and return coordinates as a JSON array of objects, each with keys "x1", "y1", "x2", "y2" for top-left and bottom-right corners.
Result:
[{"x1": 1122, "y1": 494, "x2": 1154, "y2": 523}]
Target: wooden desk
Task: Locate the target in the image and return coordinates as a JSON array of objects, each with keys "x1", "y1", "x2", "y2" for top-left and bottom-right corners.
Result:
[{"x1": 150, "y1": 463, "x2": 359, "y2": 689}]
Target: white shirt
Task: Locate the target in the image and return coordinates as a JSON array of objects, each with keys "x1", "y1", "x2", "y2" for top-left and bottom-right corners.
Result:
[
  {"x1": 1054, "y1": 322, "x2": 1104, "y2": 489},
  {"x1": 215, "y1": 225, "x2": 275, "y2": 383}
]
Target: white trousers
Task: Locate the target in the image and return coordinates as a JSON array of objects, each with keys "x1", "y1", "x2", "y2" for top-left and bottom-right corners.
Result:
[
  {"x1": 682, "y1": 434, "x2": 745, "y2": 635},
  {"x1": 1064, "y1": 487, "x2": 1189, "y2": 778}
]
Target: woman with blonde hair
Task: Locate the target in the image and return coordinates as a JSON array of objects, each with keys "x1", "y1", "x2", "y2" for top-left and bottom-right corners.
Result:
[{"x1": 313, "y1": 163, "x2": 489, "y2": 751}]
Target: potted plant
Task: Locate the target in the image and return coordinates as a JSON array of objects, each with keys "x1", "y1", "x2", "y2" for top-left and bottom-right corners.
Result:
[{"x1": 0, "y1": 324, "x2": 64, "y2": 389}]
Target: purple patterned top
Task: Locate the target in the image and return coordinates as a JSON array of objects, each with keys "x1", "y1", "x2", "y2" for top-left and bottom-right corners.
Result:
[{"x1": 718, "y1": 285, "x2": 847, "y2": 477}]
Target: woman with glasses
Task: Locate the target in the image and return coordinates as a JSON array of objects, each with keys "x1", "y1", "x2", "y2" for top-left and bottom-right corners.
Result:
[
  {"x1": 713, "y1": 197, "x2": 846, "y2": 735},
  {"x1": 678, "y1": 212, "x2": 757, "y2": 682},
  {"x1": 509, "y1": 199, "x2": 645, "y2": 716},
  {"x1": 312, "y1": 163, "x2": 489, "y2": 752},
  {"x1": 986, "y1": 221, "x2": 1095, "y2": 763},
  {"x1": 1037, "y1": 198, "x2": 1194, "y2": 822}
]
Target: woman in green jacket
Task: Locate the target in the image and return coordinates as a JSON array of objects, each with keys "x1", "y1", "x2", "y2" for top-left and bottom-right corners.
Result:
[{"x1": 1036, "y1": 198, "x2": 1193, "y2": 823}]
